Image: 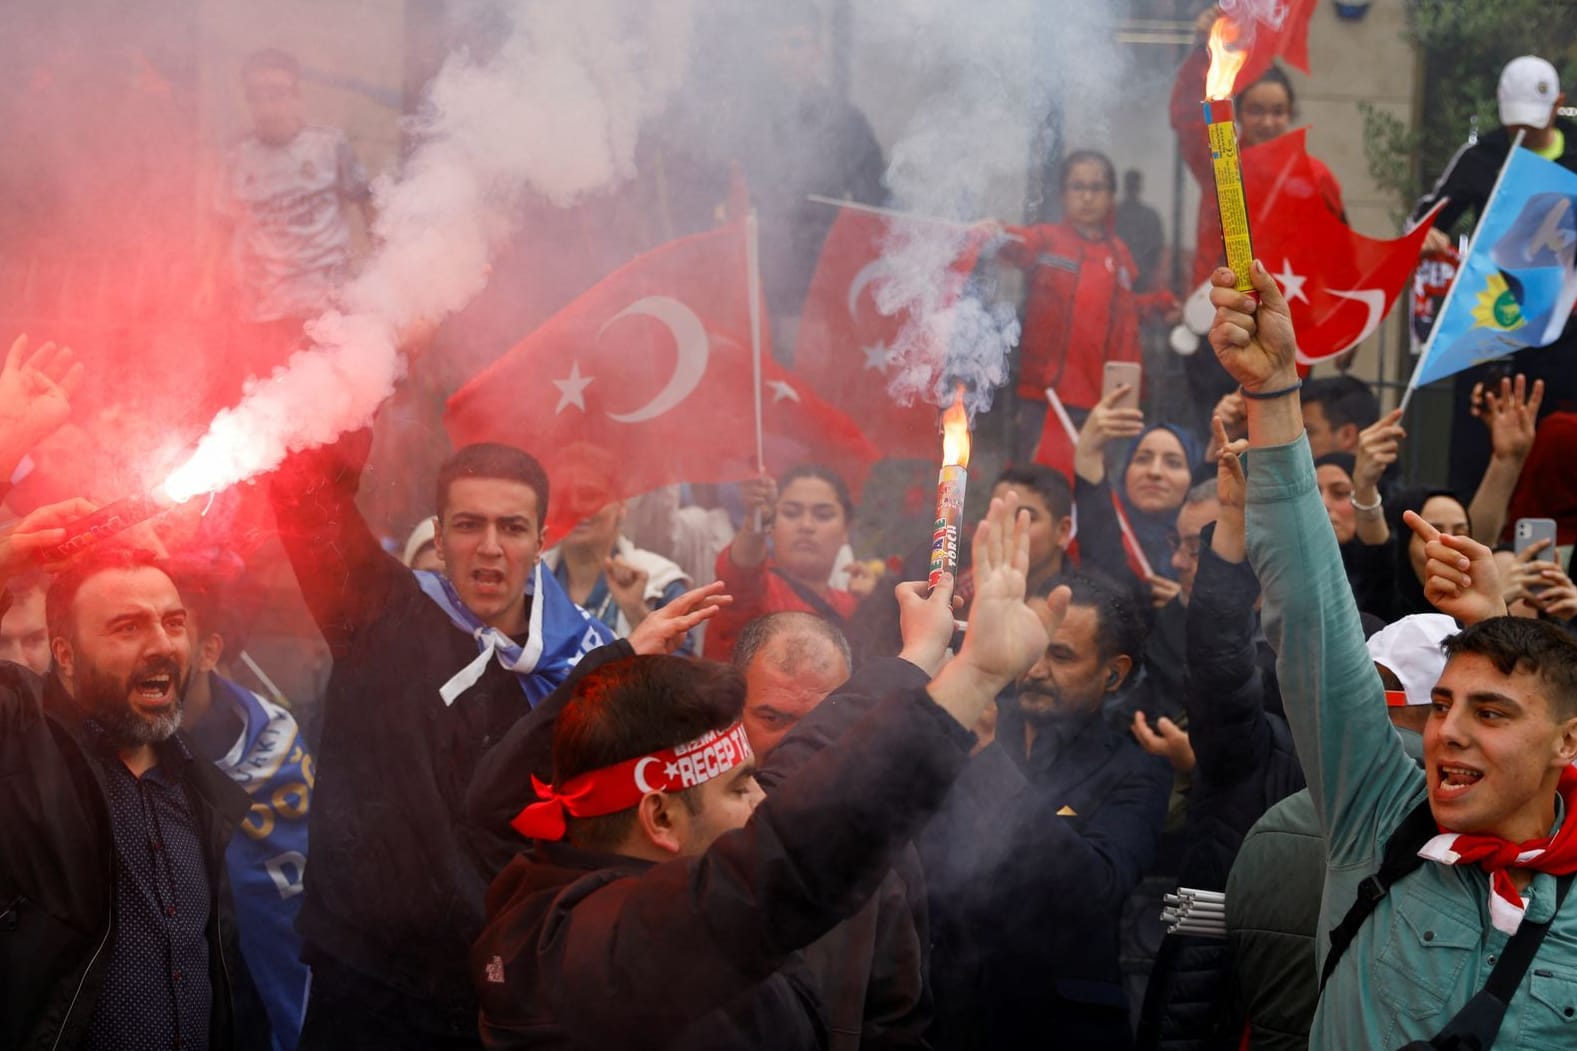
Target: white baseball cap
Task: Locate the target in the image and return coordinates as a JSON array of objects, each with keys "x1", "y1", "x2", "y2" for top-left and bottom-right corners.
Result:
[
  {"x1": 1499, "y1": 56, "x2": 1560, "y2": 129},
  {"x1": 1366, "y1": 613, "x2": 1457, "y2": 708},
  {"x1": 402, "y1": 517, "x2": 438, "y2": 567}
]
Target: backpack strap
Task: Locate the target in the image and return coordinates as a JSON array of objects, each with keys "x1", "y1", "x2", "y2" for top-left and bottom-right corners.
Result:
[
  {"x1": 1421, "y1": 871, "x2": 1576, "y2": 1051},
  {"x1": 770, "y1": 568, "x2": 851, "y2": 631},
  {"x1": 1320, "y1": 797, "x2": 1438, "y2": 992}
]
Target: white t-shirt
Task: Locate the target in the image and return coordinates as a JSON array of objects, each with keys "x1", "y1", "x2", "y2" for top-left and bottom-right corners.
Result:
[{"x1": 218, "y1": 125, "x2": 370, "y2": 322}]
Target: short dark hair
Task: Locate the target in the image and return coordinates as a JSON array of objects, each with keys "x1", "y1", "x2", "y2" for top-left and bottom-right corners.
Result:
[
  {"x1": 1060, "y1": 149, "x2": 1117, "y2": 193},
  {"x1": 1123, "y1": 169, "x2": 1142, "y2": 195},
  {"x1": 1237, "y1": 62, "x2": 1297, "y2": 114},
  {"x1": 435, "y1": 443, "x2": 551, "y2": 523},
  {"x1": 553, "y1": 656, "x2": 746, "y2": 849},
  {"x1": 778, "y1": 464, "x2": 854, "y2": 524},
  {"x1": 1303, "y1": 376, "x2": 1380, "y2": 433},
  {"x1": 733, "y1": 611, "x2": 852, "y2": 675},
  {"x1": 46, "y1": 546, "x2": 172, "y2": 643},
  {"x1": 1036, "y1": 568, "x2": 1150, "y2": 664},
  {"x1": 1443, "y1": 616, "x2": 1577, "y2": 721},
  {"x1": 993, "y1": 463, "x2": 1073, "y2": 520},
  {"x1": 241, "y1": 49, "x2": 301, "y2": 84}
]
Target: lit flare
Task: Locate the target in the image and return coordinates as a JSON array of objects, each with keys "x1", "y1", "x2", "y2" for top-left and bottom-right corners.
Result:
[
  {"x1": 941, "y1": 388, "x2": 971, "y2": 468},
  {"x1": 1205, "y1": 16, "x2": 1250, "y2": 100}
]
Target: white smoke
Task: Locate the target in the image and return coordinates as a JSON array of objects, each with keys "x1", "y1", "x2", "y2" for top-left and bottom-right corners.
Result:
[
  {"x1": 165, "y1": 0, "x2": 693, "y2": 501},
  {"x1": 857, "y1": 1, "x2": 1123, "y2": 417}
]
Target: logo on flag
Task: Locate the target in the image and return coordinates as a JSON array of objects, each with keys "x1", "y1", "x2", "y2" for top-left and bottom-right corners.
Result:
[{"x1": 1410, "y1": 149, "x2": 1577, "y2": 390}]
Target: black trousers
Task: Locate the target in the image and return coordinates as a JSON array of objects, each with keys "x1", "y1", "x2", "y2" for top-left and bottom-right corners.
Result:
[{"x1": 297, "y1": 954, "x2": 481, "y2": 1051}]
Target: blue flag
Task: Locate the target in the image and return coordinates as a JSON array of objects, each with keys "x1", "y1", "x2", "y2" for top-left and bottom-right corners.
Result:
[{"x1": 1413, "y1": 148, "x2": 1577, "y2": 388}]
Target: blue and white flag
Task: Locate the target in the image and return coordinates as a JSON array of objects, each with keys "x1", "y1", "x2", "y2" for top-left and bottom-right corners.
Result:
[{"x1": 1412, "y1": 148, "x2": 1577, "y2": 389}]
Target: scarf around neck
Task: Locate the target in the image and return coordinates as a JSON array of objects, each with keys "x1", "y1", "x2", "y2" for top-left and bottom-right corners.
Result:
[
  {"x1": 415, "y1": 562, "x2": 612, "y2": 707},
  {"x1": 1417, "y1": 765, "x2": 1577, "y2": 934}
]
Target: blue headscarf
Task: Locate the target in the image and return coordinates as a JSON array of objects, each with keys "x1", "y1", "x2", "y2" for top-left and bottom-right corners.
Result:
[{"x1": 1118, "y1": 423, "x2": 1203, "y2": 581}]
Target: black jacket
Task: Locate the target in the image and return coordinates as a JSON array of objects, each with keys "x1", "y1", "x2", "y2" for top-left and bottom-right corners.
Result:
[
  {"x1": 1412, "y1": 117, "x2": 1577, "y2": 233},
  {"x1": 470, "y1": 683, "x2": 975, "y2": 1049},
  {"x1": 0, "y1": 666, "x2": 249, "y2": 1051},
  {"x1": 466, "y1": 654, "x2": 934, "y2": 1050},
  {"x1": 268, "y1": 431, "x2": 571, "y2": 1020},
  {"x1": 921, "y1": 693, "x2": 1171, "y2": 1049},
  {"x1": 1136, "y1": 531, "x2": 1305, "y2": 1051}
]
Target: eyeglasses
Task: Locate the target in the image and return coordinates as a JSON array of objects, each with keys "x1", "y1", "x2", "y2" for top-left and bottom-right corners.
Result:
[
  {"x1": 1166, "y1": 532, "x2": 1203, "y2": 560},
  {"x1": 1065, "y1": 182, "x2": 1113, "y2": 196}
]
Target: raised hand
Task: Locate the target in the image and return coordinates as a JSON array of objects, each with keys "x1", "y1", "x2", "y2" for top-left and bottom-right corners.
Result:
[
  {"x1": 1211, "y1": 416, "x2": 1250, "y2": 564},
  {"x1": 1207, "y1": 262, "x2": 1299, "y2": 394},
  {"x1": 1147, "y1": 573, "x2": 1181, "y2": 609},
  {"x1": 895, "y1": 577, "x2": 961, "y2": 677},
  {"x1": 1353, "y1": 408, "x2": 1405, "y2": 494},
  {"x1": 1131, "y1": 711, "x2": 1196, "y2": 773},
  {"x1": 955, "y1": 492, "x2": 1057, "y2": 689},
  {"x1": 627, "y1": 581, "x2": 730, "y2": 655},
  {"x1": 1532, "y1": 563, "x2": 1577, "y2": 622},
  {"x1": 1472, "y1": 373, "x2": 1543, "y2": 463},
  {"x1": 604, "y1": 556, "x2": 652, "y2": 628},
  {"x1": 0, "y1": 335, "x2": 84, "y2": 475},
  {"x1": 1404, "y1": 509, "x2": 1506, "y2": 625},
  {"x1": 1075, "y1": 384, "x2": 1145, "y2": 483}
]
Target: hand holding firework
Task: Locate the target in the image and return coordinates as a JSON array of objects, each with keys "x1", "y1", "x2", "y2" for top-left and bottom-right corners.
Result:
[
  {"x1": 0, "y1": 335, "x2": 84, "y2": 475},
  {"x1": 1207, "y1": 262, "x2": 1298, "y2": 393},
  {"x1": 895, "y1": 577, "x2": 959, "y2": 678},
  {"x1": 0, "y1": 497, "x2": 98, "y2": 576}
]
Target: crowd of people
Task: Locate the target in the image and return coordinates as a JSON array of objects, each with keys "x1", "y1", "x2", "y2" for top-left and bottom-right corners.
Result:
[{"x1": 9, "y1": 6, "x2": 1577, "y2": 1051}]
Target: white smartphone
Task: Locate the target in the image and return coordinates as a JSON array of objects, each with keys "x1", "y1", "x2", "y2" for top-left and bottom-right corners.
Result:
[
  {"x1": 1515, "y1": 518, "x2": 1559, "y2": 594},
  {"x1": 1101, "y1": 361, "x2": 1142, "y2": 411}
]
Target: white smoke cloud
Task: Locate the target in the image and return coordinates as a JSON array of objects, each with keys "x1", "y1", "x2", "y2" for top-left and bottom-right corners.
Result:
[
  {"x1": 165, "y1": 0, "x2": 694, "y2": 501},
  {"x1": 856, "y1": 1, "x2": 1123, "y2": 417}
]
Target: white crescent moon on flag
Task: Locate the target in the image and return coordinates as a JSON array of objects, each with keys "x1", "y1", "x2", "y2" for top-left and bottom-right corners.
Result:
[
  {"x1": 634, "y1": 756, "x2": 662, "y2": 793},
  {"x1": 600, "y1": 296, "x2": 711, "y2": 424},
  {"x1": 1298, "y1": 287, "x2": 1386, "y2": 364},
  {"x1": 847, "y1": 258, "x2": 887, "y2": 319}
]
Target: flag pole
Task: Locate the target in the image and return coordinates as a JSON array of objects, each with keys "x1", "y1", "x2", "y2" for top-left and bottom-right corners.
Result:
[
  {"x1": 747, "y1": 209, "x2": 766, "y2": 476},
  {"x1": 1398, "y1": 131, "x2": 1525, "y2": 415},
  {"x1": 806, "y1": 195, "x2": 1025, "y2": 243}
]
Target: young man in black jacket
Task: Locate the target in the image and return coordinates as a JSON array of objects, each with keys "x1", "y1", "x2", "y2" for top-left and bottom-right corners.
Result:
[
  {"x1": 471, "y1": 493, "x2": 1059, "y2": 1049},
  {"x1": 1412, "y1": 54, "x2": 1577, "y2": 493},
  {"x1": 269, "y1": 430, "x2": 718, "y2": 1049},
  {"x1": 1, "y1": 543, "x2": 250, "y2": 1051}
]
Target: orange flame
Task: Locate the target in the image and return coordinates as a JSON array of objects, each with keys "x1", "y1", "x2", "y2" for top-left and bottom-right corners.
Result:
[
  {"x1": 941, "y1": 388, "x2": 970, "y2": 468},
  {"x1": 1205, "y1": 16, "x2": 1249, "y2": 100}
]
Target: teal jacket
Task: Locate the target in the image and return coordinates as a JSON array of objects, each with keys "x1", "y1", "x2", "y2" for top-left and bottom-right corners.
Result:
[{"x1": 1246, "y1": 435, "x2": 1577, "y2": 1049}]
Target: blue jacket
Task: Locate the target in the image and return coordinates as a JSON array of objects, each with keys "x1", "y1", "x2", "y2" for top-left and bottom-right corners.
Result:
[{"x1": 1248, "y1": 434, "x2": 1577, "y2": 1048}]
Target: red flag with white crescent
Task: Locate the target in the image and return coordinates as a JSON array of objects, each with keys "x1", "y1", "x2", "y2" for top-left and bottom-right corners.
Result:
[{"x1": 445, "y1": 220, "x2": 877, "y2": 538}]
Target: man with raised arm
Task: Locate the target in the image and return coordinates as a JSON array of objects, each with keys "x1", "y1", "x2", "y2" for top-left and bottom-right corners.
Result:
[
  {"x1": 472, "y1": 494, "x2": 1060, "y2": 1049},
  {"x1": 1208, "y1": 260, "x2": 1577, "y2": 1047},
  {"x1": 269, "y1": 431, "x2": 720, "y2": 1050}
]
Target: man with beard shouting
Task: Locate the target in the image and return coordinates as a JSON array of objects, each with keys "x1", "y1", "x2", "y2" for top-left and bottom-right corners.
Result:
[{"x1": 1, "y1": 542, "x2": 251, "y2": 1050}]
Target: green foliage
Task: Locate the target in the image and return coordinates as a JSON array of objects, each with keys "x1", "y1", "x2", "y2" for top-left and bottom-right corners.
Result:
[{"x1": 1361, "y1": 0, "x2": 1577, "y2": 225}]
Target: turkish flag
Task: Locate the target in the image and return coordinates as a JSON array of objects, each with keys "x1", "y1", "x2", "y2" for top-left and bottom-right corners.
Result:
[
  {"x1": 793, "y1": 209, "x2": 987, "y2": 460},
  {"x1": 445, "y1": 220, "x2": 878, "y2": 538},
  {"x1": 1235, "y1": 0, "x2": 1316, "y2": 88},
  {"x1": 1237, "y1": 130, "x2": 1440, "y2": 364}
]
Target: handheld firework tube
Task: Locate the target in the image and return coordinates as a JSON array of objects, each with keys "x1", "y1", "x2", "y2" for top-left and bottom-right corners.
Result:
[
  {"x1": 39, "y1": 491, "x2": 175, "y2": 564},
  {"x1": 928, "y1": 465, "x2": 966, "y2": 592},
  {"x1": 1203, "y1": 99, "x2": 1257, "y2": 296}
]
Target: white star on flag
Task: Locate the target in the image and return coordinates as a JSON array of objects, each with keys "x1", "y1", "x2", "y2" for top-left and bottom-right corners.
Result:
[
  {"x1": 766, "y1": 379, "x2": 801, "y2": 404},
  {"x1": 664, "y1": 763, "x2": 679, "y2": 779},
  {"x1": 552, "y1": 361, "x2": 593, "y2": 414},
  {"x1": 862, "y1": 343, "x2": 891, "y2": 371},
  {"x1": 1273, "y1": 259, "x2": 1309, "y2": 304}
]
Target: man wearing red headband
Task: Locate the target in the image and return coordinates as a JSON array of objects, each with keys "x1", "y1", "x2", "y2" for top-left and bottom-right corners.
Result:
[{"x1": 471, "y1": 493, "x2": 1063, "y2": 1049}]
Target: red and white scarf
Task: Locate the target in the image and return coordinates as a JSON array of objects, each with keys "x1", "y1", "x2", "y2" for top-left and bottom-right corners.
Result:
[
  {"x1": 511, "y1": 721, "x2": 753, "y2": 841},
  {"x1": 1417, "y1": 766, "x2": 1577, "y2": 934}
]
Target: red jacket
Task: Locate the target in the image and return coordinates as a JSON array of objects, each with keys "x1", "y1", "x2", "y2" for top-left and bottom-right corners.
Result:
[
  {"x1": 702, "y1": 547, "x2": 858, "y2": 662},
  {"x1": 1170, "y1": 45, "x2": 1344, "y2": 291},
  {"x1": 1003, "y1": 222, "x2": 1168, "y2": 408}
]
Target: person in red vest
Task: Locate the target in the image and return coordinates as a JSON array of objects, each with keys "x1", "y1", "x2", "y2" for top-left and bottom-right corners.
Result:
[{"x1": 995, "y1": 149, "x2": 1179, "y2": 460}]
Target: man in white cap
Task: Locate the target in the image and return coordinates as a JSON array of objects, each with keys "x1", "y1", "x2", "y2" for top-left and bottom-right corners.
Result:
[
  {"x1": 1368, "y1": 612, "x2": 1459, "y2": 740},
  {"x1": 1411, "y1": 55, "x2": 1577, "y2": 495}
]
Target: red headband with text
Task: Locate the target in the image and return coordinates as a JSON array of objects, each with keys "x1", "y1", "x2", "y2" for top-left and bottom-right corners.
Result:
[{"x1": 511, "y1": 721, "x2": 755, "y2": 841}]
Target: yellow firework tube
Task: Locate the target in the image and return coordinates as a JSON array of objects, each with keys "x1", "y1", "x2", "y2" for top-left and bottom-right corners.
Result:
[{"x1": 1204, "y1": 99, "x2": 1256, "y2": 295}]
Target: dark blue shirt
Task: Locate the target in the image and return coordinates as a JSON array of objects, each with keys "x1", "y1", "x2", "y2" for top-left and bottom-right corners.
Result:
[{"x1": 83, "y1": 726, "x2": 213, "y2": 1051}]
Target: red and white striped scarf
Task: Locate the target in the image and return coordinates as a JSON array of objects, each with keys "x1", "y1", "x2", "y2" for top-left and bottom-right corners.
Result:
[{"x1": 1417, "y1": 766, "x2": 1577, "y2": 934}]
